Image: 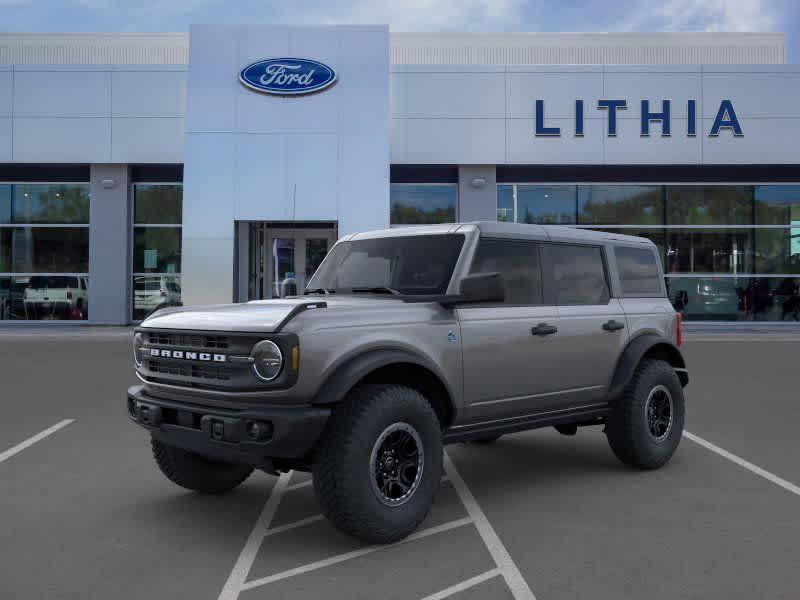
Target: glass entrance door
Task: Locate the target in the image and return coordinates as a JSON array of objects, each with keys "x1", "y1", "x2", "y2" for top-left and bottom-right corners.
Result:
[{"x1": 247, "y1": 224, "x2": 337, "y2": 300}]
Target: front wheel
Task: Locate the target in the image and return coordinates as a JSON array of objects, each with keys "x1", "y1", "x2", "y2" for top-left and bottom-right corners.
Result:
[
  {"x1": 605, "y1": 359, "x2": 685, "y2": 470},
  {"x1": 151, "y1": 438, "x2": 254, "y2": 493},
  {"x1": 312, "y1": 384, "x2": 443, "y2": 544}
]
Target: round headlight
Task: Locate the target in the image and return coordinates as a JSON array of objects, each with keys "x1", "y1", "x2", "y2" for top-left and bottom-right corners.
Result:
[
  {"x1": 251, "y1": 340, "x2": 283, "y2": 382},
  {"x1": 133, "y1": 332, "x2": 144, "y2": 368}
]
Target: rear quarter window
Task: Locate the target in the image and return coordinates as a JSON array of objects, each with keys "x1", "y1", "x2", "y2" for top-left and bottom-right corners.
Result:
[
  {"x1": 615, "y1": 246, "x2": 664, "y2": 297},
  {"x1": 541, "y1": 243, "x2": 610, "y2": 305}
]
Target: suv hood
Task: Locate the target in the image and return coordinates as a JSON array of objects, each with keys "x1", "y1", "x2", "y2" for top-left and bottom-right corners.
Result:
[{"x1": 139, "y1": 295, "x2": 441, "y2": 333}]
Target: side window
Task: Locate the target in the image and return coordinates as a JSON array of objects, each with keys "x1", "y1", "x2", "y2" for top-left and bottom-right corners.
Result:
[
  {"x1": 469, "y1": 238, "x2": 542, "y2": 304},
  {"x1": 542, "y1": 243, "x2": 610, "y2": 305},
  {"x1": 615, "y1": 246, "x2": 664, "y2": 297}
]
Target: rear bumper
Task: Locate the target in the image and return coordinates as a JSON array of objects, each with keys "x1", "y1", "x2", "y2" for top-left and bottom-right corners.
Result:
[{"x1": 127, "y1": 385, "x2": 330, "y2": 466}]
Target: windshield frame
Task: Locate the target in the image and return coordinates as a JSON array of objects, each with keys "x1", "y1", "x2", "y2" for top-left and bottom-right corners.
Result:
[{"x1": 306, "y1": 232, "x2": 468, "y2": 297}]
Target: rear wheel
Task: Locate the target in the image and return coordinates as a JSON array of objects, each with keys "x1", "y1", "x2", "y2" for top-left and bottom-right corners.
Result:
[
  {"x1": 151, "y1": 438, "x2": 254, "y2": 493},
  {"x1": 605, "y1": 359, "x2": 685, "y2": 469},
  {"x1": 312, "y1": 384, "x2": 443, "y2": 544}
]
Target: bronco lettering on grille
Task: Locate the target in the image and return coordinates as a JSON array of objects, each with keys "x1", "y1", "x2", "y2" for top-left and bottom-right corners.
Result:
[{"x1": 149, "y1": 348, "x2": 226, "y2": 362}]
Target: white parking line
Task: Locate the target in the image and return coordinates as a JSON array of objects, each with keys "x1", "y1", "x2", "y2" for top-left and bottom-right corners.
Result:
[
  {"x1": 0, "y1": 419, "x2": 74, "y2": 464},
  {"x1": 217, "y1": 471, "x2": 291, "y2": 600},
  {"x1": 419, "y1": 568, "x2": 501, "y2": 600},
  {"x1": 262, "y1": 514, "x2": 324, "y2": 537},
  {"x1": 684, "y1": 430, "x2": 800, "y2": 498},
  {"x1": 285, "y1": 479, "x2": 313, "y2": 492},
  {"x1": 241, "y1": 517, "x2": 473, "y2": 591},
  {"x1": 444, "y1": 452, "x2": 537, "y2": 600}
]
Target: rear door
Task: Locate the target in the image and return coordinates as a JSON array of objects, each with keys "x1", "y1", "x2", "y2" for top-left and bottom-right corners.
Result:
[
  {"x1": 457, "y1": 237, "x2": 563, "y2": 422},
  {"x1": 539, "y1": 242, "x2": 628, "y2": 406}
]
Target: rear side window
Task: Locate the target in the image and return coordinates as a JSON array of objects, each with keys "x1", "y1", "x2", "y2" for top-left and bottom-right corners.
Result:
[
  {"x1": 542, "y1": 243, "x2": 610, "y2": 305},
  {"x1": 470, "y1": 238, "x2": 542, "y2": 304},
  {"x1": 615, "y1": 246, "x2": 664, "y2": 297}
]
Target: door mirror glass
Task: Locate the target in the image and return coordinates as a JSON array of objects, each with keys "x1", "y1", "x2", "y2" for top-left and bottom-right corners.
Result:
[{"x1": 458, "y1": 272, "x2": 505, "y2": 304}]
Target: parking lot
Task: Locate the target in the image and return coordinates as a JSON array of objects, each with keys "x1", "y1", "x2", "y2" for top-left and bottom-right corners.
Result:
[{"x1": 1, "y1": 329, "x2": 799, "y2": 600}]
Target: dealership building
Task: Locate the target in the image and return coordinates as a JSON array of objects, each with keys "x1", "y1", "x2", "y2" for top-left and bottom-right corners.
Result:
[{"x1": 1, "y1": 27, "x2": 799, "y2": 324}]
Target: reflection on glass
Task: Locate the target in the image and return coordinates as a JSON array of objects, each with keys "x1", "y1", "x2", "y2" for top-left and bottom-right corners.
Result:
[
  {"x1": 666, "y1": 229, "x2": 753, "y2": 274},
  {"x1": 134, "y1": 185, "x2": 183, "y2": 225},
  {"x1": 1, "y1": 228, "x2": 89, "y2": 273},
  {"x1": 132, "y1": 275, "x2": 181, "y2": 321},
  {"x1": 593, "y1": 228, "x2": 666, "y2": 266},
  {"x1": 0, "y1": 184, "x2": 90, "y2": 225},
  {"x1": 755, "y1": 228, "x2": 800, "y2": 274},
  {"x1": 667, "y1": 276, "x2": 800, "y2": 321},
  {"x1": 755, "y1": 185, "x2": 800, "y2": 225},
  {"x1": 579, "y1": 185, "x2": 662, "y2": 225},
  {"x1": 517, "y1": 185, "x2": 576, "y2": 224},
  {"x1": 497, "y1": 185, "x2": 514, "y2": 222},
  {"x1": 272, "y1": 238, "x2": 295, "y2": 297},
  {"x1": 390, "y1": 184, "x2": 457, "y2": 225},
  {"x1": 133, "y1": 227, "x2": 181, "y2": 273},
  {"x1": 666, "y1": 186, "x2": 752, "y2": 225},
  {"x1": 305, "y1": 238, "x2": 328, "y2": 279},
  {"x1": 0, "y1": 275, "x2": 88, "y2": 321}
]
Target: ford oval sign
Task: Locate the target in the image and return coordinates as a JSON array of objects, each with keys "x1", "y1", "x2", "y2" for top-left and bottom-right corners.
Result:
[{"x1": 239, "y1": 58, "x2": 337, "y2": 96}]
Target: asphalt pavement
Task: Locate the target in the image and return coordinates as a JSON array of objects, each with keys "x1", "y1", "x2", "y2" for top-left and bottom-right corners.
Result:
[{"x1": 1, "y1": 329, "x2": 798, "y2": 599}]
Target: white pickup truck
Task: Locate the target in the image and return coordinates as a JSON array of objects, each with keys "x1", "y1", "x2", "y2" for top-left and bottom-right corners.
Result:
[{"x1": 23, "y1": 275, "x2": 88, "y2": 319}]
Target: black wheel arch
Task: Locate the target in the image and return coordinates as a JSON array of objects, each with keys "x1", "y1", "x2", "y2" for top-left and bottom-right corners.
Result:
[
  {"x1": 607, "y1": 333, "x2": 688, "y2": 400},
  {"x1": 311, "y1": 349, "x2": 457, "y2": 429}
]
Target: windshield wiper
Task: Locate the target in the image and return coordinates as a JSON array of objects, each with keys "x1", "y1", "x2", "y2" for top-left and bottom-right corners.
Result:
[
  {"x1": 350, "y1": 286, "x2": 401, "y2": 296},
  {"x1": 304, "y1": 287, "x2": 334, "y2": 295}
]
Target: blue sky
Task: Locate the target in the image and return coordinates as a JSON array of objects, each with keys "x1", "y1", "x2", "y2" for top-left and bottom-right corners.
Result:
[{"x1": 1, "y1": 0, "x2": 798, "y2": 62}]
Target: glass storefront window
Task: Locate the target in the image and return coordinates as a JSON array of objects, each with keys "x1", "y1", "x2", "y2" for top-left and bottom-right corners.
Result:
[
  {"x1": 755, "y1": 185, "x2": 800, "y2": 226},
  {"x1": 1, "y1": 184, "x2": 90, "y2": 225},
  {"x1": 517, "y1": 185, "x2": 576, "y2": 224},
  {"x1": 132, "y1": 275, "x2": 181, "y2": 321},
  {"x1": 666, "y1": 186, "x2": 752, "y2": 225},
  {"x1": 390, "y1": 184, "x2": 457, "y2": 225},
  {"x1": 578, "y1": 185, "x2": 662, "y2": 225},
  {"x1": 754, "y1": 228, "x2": 800, "y2": 274},
  {"x1": 666, "y1": 229, "x2": 753, "y2": 274},
  {"x1": 1, "y1": 182, "x2": 90, "y2": 321},
  {"x1": 132, "y1": 183, "x2": 183, "y2": 320}
]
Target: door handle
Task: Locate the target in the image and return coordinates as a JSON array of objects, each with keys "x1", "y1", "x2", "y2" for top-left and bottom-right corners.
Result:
[
  {"x1": 602, "y1": 319, "x2": 625, "y2": 332},
  {"x1": 531, "y1": 323, "x2": 558, "y2": 336}
]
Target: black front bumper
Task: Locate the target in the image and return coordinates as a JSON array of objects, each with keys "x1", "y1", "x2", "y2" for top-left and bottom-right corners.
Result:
[{"x1": 127, "y1": 385, "x2": 330, "y2": 467}]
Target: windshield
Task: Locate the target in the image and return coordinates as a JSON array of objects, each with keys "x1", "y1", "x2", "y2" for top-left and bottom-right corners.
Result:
[{"x1": 307, "y1": 234, "x2": 465, "y2": 295}]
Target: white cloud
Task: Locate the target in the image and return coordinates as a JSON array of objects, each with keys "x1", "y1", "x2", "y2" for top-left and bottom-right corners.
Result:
[{"x1": 622, "y1": 0, "x2": 780, "y2": 32}]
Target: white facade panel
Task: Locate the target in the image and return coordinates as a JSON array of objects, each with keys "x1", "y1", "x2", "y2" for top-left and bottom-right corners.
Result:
[
  {"x1": 702, "y1": 118, "x2": 799, "y2": 164},
  {"x1": 111, "y1": 117, "x2": 184, "y2": 163},
  {"x1": 13, "y1": 70, "x2": 110, "y2": 117},
  {"x1": 403, "y1": 118, "x2": 504, "y2": 164},
  {"x1": 13, "y1": 117, "x2": 111, "y2": 162},
  {"x1": 0, "y1": 118, "x2": 11, "y2": 160},
  {"x1": 182, "y1": 24, "x2": 389, "y2": 305},
  {"x1": 506, "y1": 70, "x2": 603, "y2": 119},
  {"x1": 701, "y1": 71, "x2": 800, "y2": 118},
  {"x1": 606, "y1": 118, "x2": 702, "y2": 164},
  {"x1": 603, "y1": 70, "x2": 701, "y2": 119},
  {"x1": 0, "y1": 69, "x2": 11, "y2": 117},
  {"x1": 507, "y1": 117, "x2": 605, "y2": 164},
  {"x1": 111, "y1": 70, "x2": 186, "y2": 116},
  {"x1": 402, "y1": 71, "x2": 505, "y2": 118}
]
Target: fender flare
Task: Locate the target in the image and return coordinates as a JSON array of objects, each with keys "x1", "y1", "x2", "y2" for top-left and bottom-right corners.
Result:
[
  {"x1": 607, "y1": 334, "x2": 688, "y2": 399},
  {"x1": 311, "y1": 348, "x2": 456, "y2": 412}
]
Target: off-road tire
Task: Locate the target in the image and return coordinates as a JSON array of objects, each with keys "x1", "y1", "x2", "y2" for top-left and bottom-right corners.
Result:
[
  {"x1": 605, "y1": 359, "x2": 685, "y2": 470},
  {"x1": 312, "y1": 384, "x2": 443, "y2": 544},
  {"x1": 151, "y1": 438, "x2": 254, "y2": 493}
]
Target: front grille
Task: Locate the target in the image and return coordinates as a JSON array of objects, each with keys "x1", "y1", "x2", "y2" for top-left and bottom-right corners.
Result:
[
  {"x1": 147, "y1": 358, "x2": 232, "y2": 381},
  {"x1": 146, "y1": 332, "x2": 230, "y2": 350}
]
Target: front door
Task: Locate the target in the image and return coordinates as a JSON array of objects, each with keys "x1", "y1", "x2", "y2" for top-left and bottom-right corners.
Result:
[{"x1": 247, "y1": 223, "x2": 337, "y2": 300}]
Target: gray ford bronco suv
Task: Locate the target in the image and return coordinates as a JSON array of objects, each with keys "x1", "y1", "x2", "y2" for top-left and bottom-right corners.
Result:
[{"x1": 128, "y1": 222, "x2": 688, "y2": 543}]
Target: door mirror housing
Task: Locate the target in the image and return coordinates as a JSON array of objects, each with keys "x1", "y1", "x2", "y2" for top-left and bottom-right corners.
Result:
[{"x1": 457, "y1": 272, "x2": 505, "y2": 304}]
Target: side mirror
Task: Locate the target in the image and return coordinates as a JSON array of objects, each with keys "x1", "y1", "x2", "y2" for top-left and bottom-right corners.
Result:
[{"x1": 457, "y1": 272, "x2": 505, "y2": 304}]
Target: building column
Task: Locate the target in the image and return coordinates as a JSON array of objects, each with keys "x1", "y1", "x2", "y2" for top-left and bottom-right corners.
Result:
[
  {"x1": 88, "y1": 164, "x2": 130, "y2": 324},
  {"x1": 458, "y1": 166, "x2": 497, "y2": 222}
]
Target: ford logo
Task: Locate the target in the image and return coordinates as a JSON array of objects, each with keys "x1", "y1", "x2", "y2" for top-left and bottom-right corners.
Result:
[{"x1": 239, "y1": 57, "x2": 337, "y2": 96}]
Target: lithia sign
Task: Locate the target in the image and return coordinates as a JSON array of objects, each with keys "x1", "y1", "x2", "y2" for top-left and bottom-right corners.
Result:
[{"x1": 535, "y1": 99, "x2": 743, "y2": 138}]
